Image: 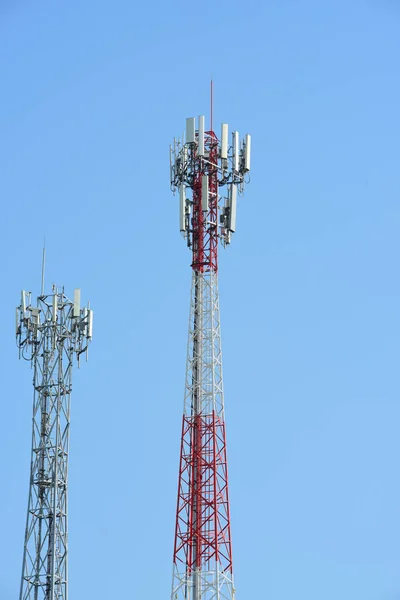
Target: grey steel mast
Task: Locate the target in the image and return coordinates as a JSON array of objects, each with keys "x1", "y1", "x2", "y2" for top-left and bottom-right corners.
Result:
[{"x1": 16, "y1": 286, "x2": 93, "y2": 600}]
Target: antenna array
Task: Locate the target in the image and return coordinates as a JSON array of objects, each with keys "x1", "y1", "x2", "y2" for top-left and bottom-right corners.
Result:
[{"x1": 170, "y1": 117, "x2": 251, "y2": 248}]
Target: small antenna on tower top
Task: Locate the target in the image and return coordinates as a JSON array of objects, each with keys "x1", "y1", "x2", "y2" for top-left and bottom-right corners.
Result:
[
  {"x1": 210, "y1": 79, "x2": 213, "y2": 132},
  {"x1": 41, "y1": 239, "x2": 46, "y2": 296}
]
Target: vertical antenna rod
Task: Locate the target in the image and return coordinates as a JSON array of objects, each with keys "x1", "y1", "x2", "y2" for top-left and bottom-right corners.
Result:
[
  {"x1": 210, "y1": 79, "x2": 213, "y2": 133},
  {"x1": 16, "y1": 286, "x2": 93, "y2": 600},
  {"x1": 170, "y1": 103, "x2": 251, "y2": 600},
  {"x1": 41, "y1": 241, "x2": 46, "y2": 296}
]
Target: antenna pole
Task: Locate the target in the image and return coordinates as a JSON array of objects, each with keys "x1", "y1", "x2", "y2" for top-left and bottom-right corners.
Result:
[
  {"x1": 41, "y1": 241, "x2": 46, "y2": 296},
  {"x1": 210, "y1": 79, "x2": 213, "y2": 132}
]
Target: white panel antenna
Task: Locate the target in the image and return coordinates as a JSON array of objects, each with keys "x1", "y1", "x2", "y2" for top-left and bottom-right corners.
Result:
[
  {"x1": 52, "y1": 294, "x2": 57, "y2": 322},
  {"x1": 221, "y1": 124, "x2": 228, "y2": 160},
  {"x1": 83, "y1": 307, "x2": 88, "y2": 335},
  {"x1": 186, "y1": 118, "x2": 195, "y2": 144},
  {"x1": 183, "y1": 146, "x2": 188, "y2": 170},
  {"x1": 198, "y1": 115, "x2": 205, "y2": 156},
  {"x1": 169, "y1": 145, "x2": 173, "y2": 182},
  {"x1": 21, "y1": 290, "x2": 26, "y2": 315},
  {"x1": 233, "y1": 131, "x2": 239, "y2": 171},
  {"x1": 180, "y1": 184, "x2": 186, "y2": 232},
  {"x1": 73, "y1": 289, "x2": 81, "y2": 317},
  {"x1": 30, "y1": 307, "x2": 40, "y2": 325},
  {"x1": 202, "y1": 176, "x2": 209, "y2": 212},
  {"x1": 88, "y1": 309, "x2": 93, "y2": 339},
  {"x1": 244, "y1": 134, "x2": 251, "y2": 172},
  {"x1": 229, "y1": 184, "x2": 237, "y2": 232}
]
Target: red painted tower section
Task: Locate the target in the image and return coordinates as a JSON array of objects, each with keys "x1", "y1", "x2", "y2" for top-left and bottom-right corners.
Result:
[{"x1": 191, "y1": 131, "x2": 219, "y2": 273}]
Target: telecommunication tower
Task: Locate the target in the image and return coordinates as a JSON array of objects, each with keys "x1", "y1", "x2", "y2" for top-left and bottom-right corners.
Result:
[
  {"x1": 16, "y1": 285, "x2": 93, "y2": 600},
  {"x1": 169, "y1": 105, "x2": 251, "y2": 600}
]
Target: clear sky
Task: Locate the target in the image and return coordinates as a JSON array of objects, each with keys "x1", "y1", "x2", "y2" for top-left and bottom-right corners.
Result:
[{"x1": 1, "y1": 1, "x2": 400, "y2": 599}]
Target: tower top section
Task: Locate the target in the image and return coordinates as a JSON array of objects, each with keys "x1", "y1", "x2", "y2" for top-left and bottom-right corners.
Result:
[
  {"x1": 170, "y1": 115, "x2": 251, "y2": 271},
  {"x1": 16, "y1": 286, "x2": 93, "y2": 366}
]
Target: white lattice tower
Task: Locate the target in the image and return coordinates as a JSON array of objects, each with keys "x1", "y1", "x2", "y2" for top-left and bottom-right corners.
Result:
[{"x1": 16, "y1": 287, "x2": 93, "y2": 600}]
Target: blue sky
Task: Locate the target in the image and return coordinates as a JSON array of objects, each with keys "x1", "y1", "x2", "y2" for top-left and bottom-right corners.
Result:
[{"x1": 1, "y1": 1, "x2": 400, "y2": 598}]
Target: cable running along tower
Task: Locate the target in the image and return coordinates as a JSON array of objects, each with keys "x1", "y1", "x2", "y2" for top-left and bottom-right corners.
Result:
[
  {"x1": 16, "y1": 286, "x2": 93, "y2": 600},
  {"x1": 169, "y1": 105, "x2": 251, "y2": 600}
]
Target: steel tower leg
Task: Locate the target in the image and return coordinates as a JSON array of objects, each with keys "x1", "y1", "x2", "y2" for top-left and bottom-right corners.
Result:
[
  {"x1": 16, "y1": 288, "x2": 92, "y2": 600},
  {"x1": 172, "y1": 270, "x2": 234, "y2": 600}
]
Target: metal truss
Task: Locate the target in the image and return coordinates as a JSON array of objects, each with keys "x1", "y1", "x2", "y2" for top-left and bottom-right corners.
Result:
[
  {"x1": 170, "y1": 111, "x2": 251, "y2": 600},
  {"x1": 172, "y1": 271, "x2": 235, "y2": 600},
  {"x1": 16, "y1": 287, "x2": 92, "y2": 600}
]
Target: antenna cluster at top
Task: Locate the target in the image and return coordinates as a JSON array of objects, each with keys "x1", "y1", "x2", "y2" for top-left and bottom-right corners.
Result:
[
  {"x1": 170, "y1": 116, "x2": 251, "y2": 246},
  {"x1": 16, "y1": 287, "x2": 93, "y2": 365}
]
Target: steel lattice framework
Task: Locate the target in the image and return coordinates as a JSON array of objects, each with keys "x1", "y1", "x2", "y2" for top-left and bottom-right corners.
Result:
[
  {"x1": 170, "y1": 110, "x2": 251, "y2": 600},
  {"x1": 16, "y1": 287, "x2": 92, "y2": 600}
]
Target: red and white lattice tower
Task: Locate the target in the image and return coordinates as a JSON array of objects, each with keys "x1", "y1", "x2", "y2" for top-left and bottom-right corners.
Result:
[{"x1": 169, "y1": 100, "x2": 251, "y2": 600}]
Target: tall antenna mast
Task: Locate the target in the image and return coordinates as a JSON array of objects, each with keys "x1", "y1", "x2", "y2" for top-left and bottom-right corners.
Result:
[
  {"x1": 41, "y1": 240, "x2": 46, "y2": 296},
  {"x1": 210, "y1": 79, "x2": 213, "y2": 133},
  {"x1": 16, "y1": 285, "x2": 93, "y2": 600},
  {"x1": 169, "y1": 104, "x2": 251, "y2": 600}
]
